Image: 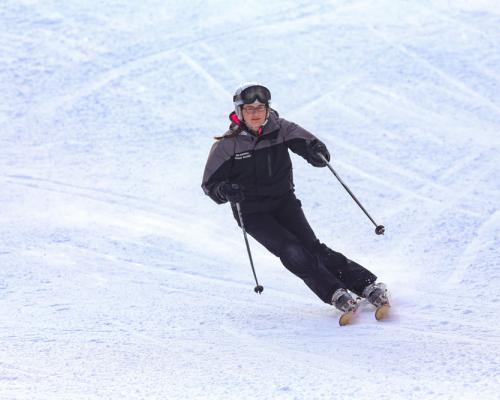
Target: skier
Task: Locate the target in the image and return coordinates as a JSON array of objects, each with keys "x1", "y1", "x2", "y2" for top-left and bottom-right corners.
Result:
[{"x1": 201, "y1": 83, "x2": 389, "y2": 318}]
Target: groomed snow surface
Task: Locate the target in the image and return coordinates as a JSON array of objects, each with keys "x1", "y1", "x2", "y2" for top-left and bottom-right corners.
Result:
[{"x1": 1, "y1": 1, "x2": 499, "y2": 399}]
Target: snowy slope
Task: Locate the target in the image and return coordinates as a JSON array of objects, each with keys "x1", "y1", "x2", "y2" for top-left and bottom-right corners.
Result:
[{"x1": 1, "y1": 0, "x2": 500, "y2": 399}]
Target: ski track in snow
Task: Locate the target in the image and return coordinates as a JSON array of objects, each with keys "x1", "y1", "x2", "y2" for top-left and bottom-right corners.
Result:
[{"x1": 1, "y1": 1, "x2": 500, "y2": 399}]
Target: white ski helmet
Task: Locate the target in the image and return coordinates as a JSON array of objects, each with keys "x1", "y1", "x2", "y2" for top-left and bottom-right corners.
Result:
[{"x1": 233, "y1": 83, "x2": 271, "y2": 120}]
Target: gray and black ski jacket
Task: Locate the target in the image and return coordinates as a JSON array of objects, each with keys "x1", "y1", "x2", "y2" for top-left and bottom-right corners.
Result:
[{"x1": 201, "y1": 109, "x2": 327, "y2": 213}]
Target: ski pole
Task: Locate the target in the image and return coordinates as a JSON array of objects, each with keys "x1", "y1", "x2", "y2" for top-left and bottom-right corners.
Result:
[
  {"x1": 317, "y1": 153, "x2": 385, "y2": 235},
  {"x1": 235, "y1": 202, "x2": 264, "y2": 294}
]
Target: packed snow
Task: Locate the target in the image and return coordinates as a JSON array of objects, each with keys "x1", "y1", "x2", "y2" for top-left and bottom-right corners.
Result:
[{"x1": 1, "y1": 1, "x2": 499, "y2": 399}]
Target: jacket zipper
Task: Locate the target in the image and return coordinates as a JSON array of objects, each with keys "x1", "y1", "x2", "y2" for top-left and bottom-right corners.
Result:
[{"x1": 267, "y1": 152, "x2": 272, "y2": 177}]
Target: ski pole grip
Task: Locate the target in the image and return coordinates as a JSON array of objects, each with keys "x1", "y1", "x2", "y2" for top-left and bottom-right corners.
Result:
[{"x1": 317, "y1": 152, "x2": 329, "y2": 165}]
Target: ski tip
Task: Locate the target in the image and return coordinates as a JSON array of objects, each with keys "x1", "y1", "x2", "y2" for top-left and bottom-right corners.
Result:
[
  {"x1": 339, "y1": 312, "x2": 354, "y2": 326},
  {"x1": 375, "y1": 304, "x2": 391, "y2": 321}
]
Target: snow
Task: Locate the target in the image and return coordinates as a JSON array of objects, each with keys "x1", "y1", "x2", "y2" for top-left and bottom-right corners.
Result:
[{"x1": 1, "y1": 0, "x2": 499, "y2": 399}]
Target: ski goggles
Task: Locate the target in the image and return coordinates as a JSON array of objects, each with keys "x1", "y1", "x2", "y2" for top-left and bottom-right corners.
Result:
[{"x1": 233, "y1": 85, "x2": 271, "y2": 105}]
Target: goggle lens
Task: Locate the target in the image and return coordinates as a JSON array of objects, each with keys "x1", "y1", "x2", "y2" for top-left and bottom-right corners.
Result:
[{"x1": 235, "y1": 85, "x2": 271, "y2": 104}]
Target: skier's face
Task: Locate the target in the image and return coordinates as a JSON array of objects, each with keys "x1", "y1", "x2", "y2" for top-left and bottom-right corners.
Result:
[{"x1": 242, "y1": 101, "x2": 267, "y2": 131}]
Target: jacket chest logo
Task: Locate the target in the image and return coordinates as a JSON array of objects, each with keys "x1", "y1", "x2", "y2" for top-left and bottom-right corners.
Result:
[{"x1": 235, "y1": 151, "x2": 252, "y2": 160}]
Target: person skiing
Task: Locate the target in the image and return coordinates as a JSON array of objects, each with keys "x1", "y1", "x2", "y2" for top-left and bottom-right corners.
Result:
[{"x1": 201, "y1": 83, "x2": 389, "y2": 317}]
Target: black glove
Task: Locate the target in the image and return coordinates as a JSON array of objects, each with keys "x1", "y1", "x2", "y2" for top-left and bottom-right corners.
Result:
[
  {"x1": 308, "y1": 140, "x2": 330, "y2": 167},
  {"x1": 217, "y1": 182, "x2": 245, "y2": 203}
]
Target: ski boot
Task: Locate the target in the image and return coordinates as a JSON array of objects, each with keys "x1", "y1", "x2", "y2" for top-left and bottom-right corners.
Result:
[
  {"x1": 332, "y1": 288, "x2": 359, "y2": 326},
  {"x1": 363, "y1": 282, "x2": 390, "y2": 321}
]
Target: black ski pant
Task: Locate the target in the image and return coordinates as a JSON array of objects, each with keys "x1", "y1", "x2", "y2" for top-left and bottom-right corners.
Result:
[{"x1": 233, "y1": 193, "x2": 377, "y2": 304}]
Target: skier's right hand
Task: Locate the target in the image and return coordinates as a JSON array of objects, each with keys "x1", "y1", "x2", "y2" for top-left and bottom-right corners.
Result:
[{"x1": 217, "y1": 182, "x2": 245, "y2": 203}]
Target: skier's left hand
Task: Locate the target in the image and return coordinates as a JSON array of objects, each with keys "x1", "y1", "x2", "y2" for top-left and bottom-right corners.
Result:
[{"x1": 308, "y1": 140, "x2": 330, "y2": 167}]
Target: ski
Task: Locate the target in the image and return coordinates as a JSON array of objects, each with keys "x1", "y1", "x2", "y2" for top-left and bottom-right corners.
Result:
[
  {"x1": 338, "y1": 297, "x2": 362, "y2": 326},
  {"x1": 339, "y1": 301, "x2": 391, "y2": 326},
  {"x1": 374, "y1": 303, "x2": 391, "y2": 321},
  {"x1": 339, "y1": 309, "x2": 357, "y2": 326}
]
